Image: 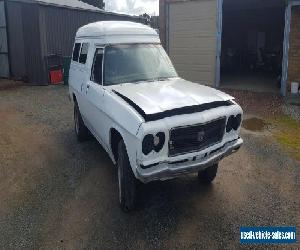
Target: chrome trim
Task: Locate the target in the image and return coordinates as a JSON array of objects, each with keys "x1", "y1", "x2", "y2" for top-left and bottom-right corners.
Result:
[{"x1": 136, "y1": 138, "x2": 243, "y2": 183}]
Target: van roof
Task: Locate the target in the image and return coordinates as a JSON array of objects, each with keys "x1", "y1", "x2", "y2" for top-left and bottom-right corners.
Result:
[{"x1": 76, "y1": 21, "x2": 160, "y2": 44}]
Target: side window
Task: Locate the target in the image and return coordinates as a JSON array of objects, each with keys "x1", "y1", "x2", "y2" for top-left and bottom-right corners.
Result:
[
  {"x1": 91, "y1": 48, "x2": 104, "y2": 84},
  {"x1": 79, "y1": 43, "x2": 89, "y2": 64},
  {"x1": 72, "y1": 43, "x2": 81, "y2": 62}
]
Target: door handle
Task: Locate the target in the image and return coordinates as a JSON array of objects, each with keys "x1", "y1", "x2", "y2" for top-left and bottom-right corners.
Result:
[{"x1": 86, "y1": 84, "x2": 90, "y2": 94}]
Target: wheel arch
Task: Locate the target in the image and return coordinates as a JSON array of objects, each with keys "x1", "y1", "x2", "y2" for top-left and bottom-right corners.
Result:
[
  {"x1": 109, "y1": 126, "x2": 136, "y2": 173},
  {"x1": 110, "y1": 127, "x2": 123, "y2": 163},
  {"x1": 72, "y1": 93, "x2": 77, "y2": 103}
]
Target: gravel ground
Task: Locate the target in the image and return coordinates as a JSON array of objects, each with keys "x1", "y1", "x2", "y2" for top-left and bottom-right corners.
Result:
[
  {"x1": 221, "y1": 89, "x2": 284, "y2": 117},
  {"x1": 0, "y1": 85, "x2": 299, "y2": 249},
  {"x1": 224, "y1": 88, "x2": 300, "y2": 122}
]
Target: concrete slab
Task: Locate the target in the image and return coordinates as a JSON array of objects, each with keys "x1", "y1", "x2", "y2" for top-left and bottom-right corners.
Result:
[{"x1": 220, "y1": 72, "x2": 280, "y2": 94}]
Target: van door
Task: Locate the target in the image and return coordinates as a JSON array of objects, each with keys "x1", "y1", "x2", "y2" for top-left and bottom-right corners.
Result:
[
  {"x1": 69, "y1": 42, "x2": 90, "y2": 123},
  {"x1": 83, "y1": 48, "x2": 109, "y2": 149}
]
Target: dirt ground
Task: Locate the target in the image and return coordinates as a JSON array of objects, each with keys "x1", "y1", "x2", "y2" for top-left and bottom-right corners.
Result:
[{"x1": 0, "y1": 84, "x2": 299, "y2": 249}]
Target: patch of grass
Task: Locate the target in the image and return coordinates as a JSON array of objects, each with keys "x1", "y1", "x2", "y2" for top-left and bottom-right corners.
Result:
[{"x1": 269, "y1": 115, "x2": 300, "y2": 161}]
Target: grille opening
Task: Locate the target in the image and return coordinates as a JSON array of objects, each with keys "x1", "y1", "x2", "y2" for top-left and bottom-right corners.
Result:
[{"x1": 169, "y1": 118, "x2": 226, "y2": 156}]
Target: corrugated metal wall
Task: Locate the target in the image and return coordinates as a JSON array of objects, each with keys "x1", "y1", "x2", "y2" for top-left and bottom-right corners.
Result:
[
  {"x1": 6, "y1": 1, "x2": 144, "y2": 84},
  {"x1": 6, "y1": 1, "x2": 26, "y2": 78},
  {"x1": 0, "y1": 0, "x2": 9, "y2": 77},
  {"x1": 40, "y1": 6, "x2": 139, "y2": 56},
  {"x1": 22, "y1": 3, "x2": 45, "y2": 84}
]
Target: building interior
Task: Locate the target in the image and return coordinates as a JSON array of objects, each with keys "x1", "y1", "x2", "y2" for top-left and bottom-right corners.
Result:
[{"x1": 220, "y1": 0, "x2": 285, "y2": 93}]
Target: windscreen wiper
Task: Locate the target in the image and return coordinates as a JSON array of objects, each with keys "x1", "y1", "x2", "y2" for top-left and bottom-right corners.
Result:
[
  {"x1": 155, "y1": 77, "x2": 170, "y2": 81},
  {"x1": 132, "y1": 79, "x2": 154, "y2": 84}
]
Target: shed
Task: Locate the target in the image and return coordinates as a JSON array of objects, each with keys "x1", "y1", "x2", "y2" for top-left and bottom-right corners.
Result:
[
  {"x1": 160, "y1": 0, "x2": 300, "y2": 96},
  {"x1": 0, "y1": 0, "x2": 144, "y2": 84}
]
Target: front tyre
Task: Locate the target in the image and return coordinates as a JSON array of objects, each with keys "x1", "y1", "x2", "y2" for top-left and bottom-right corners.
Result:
[
  {"x1": 74, "y1": 102, "x2": 89, "y2": 142},
  {"x1": 198, "y1": 163, "x2": 219, "y2": 183},
  {"x1": 117, "y1": 140, "x2": 136, "y2": 212}
]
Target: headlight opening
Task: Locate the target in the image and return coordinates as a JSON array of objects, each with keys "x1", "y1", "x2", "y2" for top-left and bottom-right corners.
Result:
[
  {"x1": 154, "y1": 132, "x2": 165, "y2": 152},
  {"x1": 226, "y1": 114, "x2": 241, "y2": 132},
  {"x1": 142, "y1": 134, "x2": 154, "y2": 155},
  {"x1": 142, "y1": 132, "x2": 165, "y2": 155}
]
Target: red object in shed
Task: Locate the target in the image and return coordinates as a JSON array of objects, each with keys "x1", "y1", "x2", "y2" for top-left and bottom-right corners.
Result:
[{"x1": 49, "y1": 68, "x2": 63, "y2": 84}]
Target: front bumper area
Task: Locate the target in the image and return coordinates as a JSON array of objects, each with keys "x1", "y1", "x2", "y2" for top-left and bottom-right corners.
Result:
[{"x1": 136, "y1": 138, "x2": 243, "y2": 183}]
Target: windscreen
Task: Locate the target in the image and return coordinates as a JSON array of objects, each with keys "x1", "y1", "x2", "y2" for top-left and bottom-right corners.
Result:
[{"x1": 103, "y1": 44, "x2": 178, "y2": 86}]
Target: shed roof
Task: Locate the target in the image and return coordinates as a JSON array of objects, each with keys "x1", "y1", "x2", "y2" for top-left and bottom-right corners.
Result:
[
  {"x1": 7, "y1": 0, "x2": 144, "y2": 19},
  {"x1": 8, "y1": 0, "x2": 104, "y2": 12},
  {"x1": 35, "y1": 0, "x2": 102, "y2": 11}
]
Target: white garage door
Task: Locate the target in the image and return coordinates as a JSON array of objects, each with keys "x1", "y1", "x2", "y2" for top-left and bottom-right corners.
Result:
[{"x1": 167, "y1": 0, "x2": 217, "y2": 85}]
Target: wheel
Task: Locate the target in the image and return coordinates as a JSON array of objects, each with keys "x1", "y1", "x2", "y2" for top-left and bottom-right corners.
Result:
[
  {"x1": 117, "y1": 140, "x2": 136, "y2": 212},
  {"x1": 74, "y1": 101, "x2": 89, "y2": 142},
  {"x1": 198, "y1": 163, "x2": 219, "y2": 183}
]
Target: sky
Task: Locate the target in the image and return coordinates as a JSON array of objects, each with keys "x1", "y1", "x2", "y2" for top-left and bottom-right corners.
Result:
[{"x1": 105, "y1": 0, "x2": 159, "y2": 16}]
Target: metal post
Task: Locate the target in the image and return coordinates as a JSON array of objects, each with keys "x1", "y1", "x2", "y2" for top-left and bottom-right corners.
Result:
[
  {"x1": 215, "y1": 0, "x2": 223, "y2": 88},
  {"x1": 281, "y1": 3, "x2": 292, "y2": 96},
  {"x1": 3, "y1": 0, "x2": 11, "y2": 77},
  {"x1": 166, "y1": 2, "x2": 170, "y2": 54}
]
